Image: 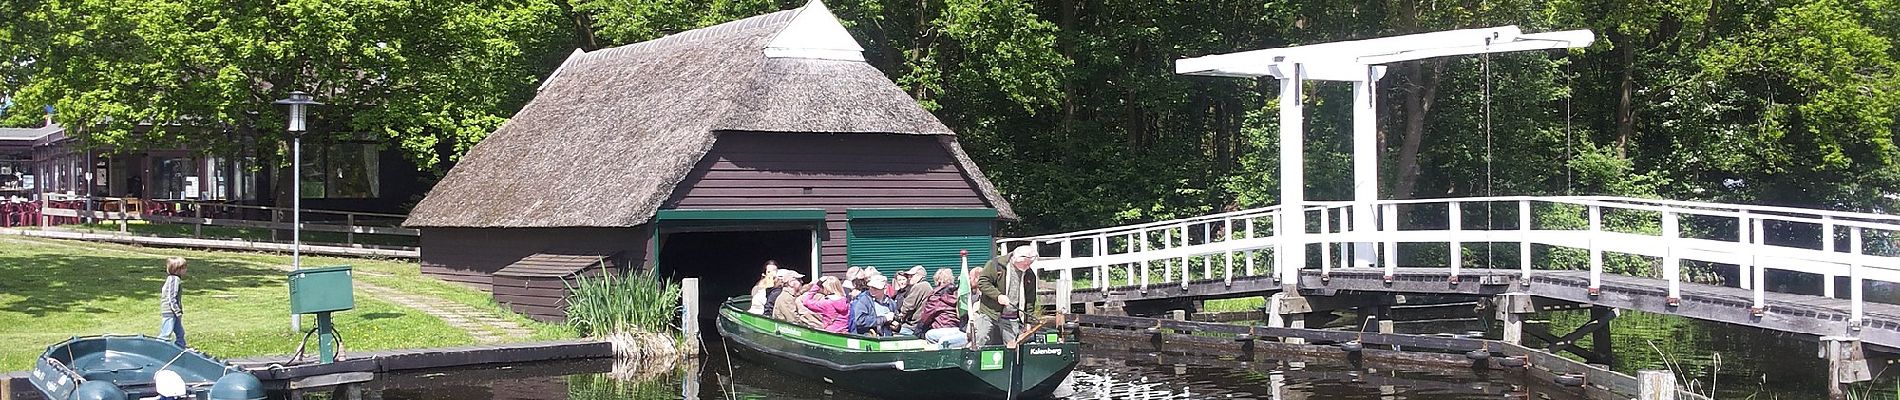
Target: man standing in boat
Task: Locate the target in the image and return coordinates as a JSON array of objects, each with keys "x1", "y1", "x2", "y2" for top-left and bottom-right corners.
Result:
[{"x1": 973, "y1": 246, "x2": 1039, "y2": 347}]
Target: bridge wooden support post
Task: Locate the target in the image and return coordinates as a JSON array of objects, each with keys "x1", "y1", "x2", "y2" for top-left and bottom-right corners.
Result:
[
  {"x1": 1494, "y1": 293, "x2": 1534, "y2": 346},
  {"x1": 1266, "y1": 293, "x2": 1312, "y2": 344},
  {"x1": 1820, "y1": 336, "x2": 1873, "y2": 400},
  {"x1": 1638, "y1": 370, "x2": 1676, "y2": 400},
  {"x1": 1589, "y1": 306, "x2": 1616, "y2": 367}
]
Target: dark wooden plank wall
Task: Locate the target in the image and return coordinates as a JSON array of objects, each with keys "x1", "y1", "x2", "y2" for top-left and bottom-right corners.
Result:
[
  {"x1": 665, "y1": 132, "x2": 995, "y2": 275},
  {"x1": 492, "y1": 275, "x2": 571, "y2": 322},
  {"x1": 418, "y1": 226, "x2": 651, "y2": 288}
]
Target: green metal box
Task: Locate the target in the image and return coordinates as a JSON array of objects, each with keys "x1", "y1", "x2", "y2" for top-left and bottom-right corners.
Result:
[{"x1": 288, "y1": 266, "x2": 354, "y2": 314}]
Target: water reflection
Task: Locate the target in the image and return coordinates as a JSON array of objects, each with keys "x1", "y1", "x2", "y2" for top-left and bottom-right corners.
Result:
[{"x1": 268, "y1": 341, "x2": 1555, "y2": 400}]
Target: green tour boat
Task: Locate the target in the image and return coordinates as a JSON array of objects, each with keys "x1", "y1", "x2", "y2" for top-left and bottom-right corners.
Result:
[{"x1": 716, "y1": 297, "x2": 1080, "y2": 399}]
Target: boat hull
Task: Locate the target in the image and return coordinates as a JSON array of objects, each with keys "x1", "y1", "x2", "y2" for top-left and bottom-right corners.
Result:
[
  {"x1": 716, "y1": 299, "x2": 1078, "y2": 399},
  {"x1": 30, "y1": 335, "x2": 263, "y2": 400}
]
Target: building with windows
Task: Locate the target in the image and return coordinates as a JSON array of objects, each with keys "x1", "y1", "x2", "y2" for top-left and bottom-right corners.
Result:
[
  {"x1": 0, "y1": 115, "x2": 425, "y2": 216},
  {"x1": 403, "y1": 1, "x2": 1014, "y2": 322}
]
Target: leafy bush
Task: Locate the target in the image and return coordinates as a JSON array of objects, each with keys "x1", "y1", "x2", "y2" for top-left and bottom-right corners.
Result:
[{"x1": 566, "y1": 268, "x2": 681, "y2": 337}]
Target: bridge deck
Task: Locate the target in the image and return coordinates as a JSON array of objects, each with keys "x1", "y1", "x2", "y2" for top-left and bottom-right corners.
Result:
[{"x1": 1046, "y1": 267, "x2": 1900, "y2": 350}]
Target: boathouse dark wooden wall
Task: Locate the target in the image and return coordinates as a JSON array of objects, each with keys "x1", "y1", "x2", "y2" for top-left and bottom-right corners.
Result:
[
  {"x1": 419, "y1": 226, "x2": 652, "y2": 288},
  {"x1": 663, "y1": 131, "x2": 992, "y2": 275}
]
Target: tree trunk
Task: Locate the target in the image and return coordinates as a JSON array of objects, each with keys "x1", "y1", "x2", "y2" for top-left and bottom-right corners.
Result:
[
  {"x1": 1393, "y1": 60, "x2": 1444, "y2": 199},
  {"x1": 1615, "y1": 36, "x2": 1636, "y2": 160}
]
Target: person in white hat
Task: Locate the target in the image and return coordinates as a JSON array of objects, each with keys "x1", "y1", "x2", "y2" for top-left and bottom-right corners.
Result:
[{"x1": 847, "y1": 275, "x2": 897, "y2": 336}]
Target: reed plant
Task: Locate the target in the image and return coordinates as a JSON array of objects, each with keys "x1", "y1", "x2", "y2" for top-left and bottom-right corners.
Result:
[{"x1": 566, "y1": 268, "x2": 682, "y2": 337}]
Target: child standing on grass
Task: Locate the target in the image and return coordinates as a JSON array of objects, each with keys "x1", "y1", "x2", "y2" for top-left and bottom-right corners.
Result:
[{"x1": 159, "y1": 257, "x2": 187, "y2": 347}]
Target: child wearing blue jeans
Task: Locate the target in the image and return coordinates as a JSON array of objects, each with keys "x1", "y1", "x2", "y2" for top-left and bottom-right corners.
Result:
[{"x1": 159, "y1": 257, "x2": 187, "y2": 347}]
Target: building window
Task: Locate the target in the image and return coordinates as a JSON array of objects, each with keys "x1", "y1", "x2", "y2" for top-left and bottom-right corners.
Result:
[
  {"x1": 152, "y1": 156, "x2": 193, "y2": 200},
  {"x1": 301, "y1": 142, "x2": 380, "y2": 199}
]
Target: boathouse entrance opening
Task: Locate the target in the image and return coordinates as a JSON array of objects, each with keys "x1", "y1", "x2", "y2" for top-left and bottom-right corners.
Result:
[{"x1": 656, "y1": 228, "x2": 815, "y2": 321}]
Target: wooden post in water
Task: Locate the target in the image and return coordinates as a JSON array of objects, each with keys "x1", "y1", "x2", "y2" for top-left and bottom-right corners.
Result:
[
  {"x1": 682, "y1": 278, "x2": 701, "y2": 356},
  {"x1": 1821, "y1": 336, "x2": 1873, "y2": 400},
  {"x1": 1637, "y1": 370, "x2": 1675, "y2": 400},
  {"x1": 1496, "y1": 293, "x2": 1532, "y2": 345}
]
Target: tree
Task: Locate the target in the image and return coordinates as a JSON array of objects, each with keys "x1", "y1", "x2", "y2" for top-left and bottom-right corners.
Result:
[{"x1": 0, "y1": 0, "x2": 575, "y2": 176}]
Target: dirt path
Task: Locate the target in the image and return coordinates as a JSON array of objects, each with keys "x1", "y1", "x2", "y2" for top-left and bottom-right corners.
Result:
[{"x1": 0, "y1": 235, "x2": 533, "y2": 343}]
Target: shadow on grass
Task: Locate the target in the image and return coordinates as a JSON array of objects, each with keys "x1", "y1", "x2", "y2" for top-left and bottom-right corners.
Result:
[
  {"x1": 357, "y1": 312, "x2": 405, "y2": 321},
  {"x1": 0, "y1": 251, "x2": 281, "y2": 317}
]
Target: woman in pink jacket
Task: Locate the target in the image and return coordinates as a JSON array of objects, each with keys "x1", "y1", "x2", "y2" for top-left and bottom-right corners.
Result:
[{"x1": 802, "y1": 277, "x2": 852, "y2": 333}]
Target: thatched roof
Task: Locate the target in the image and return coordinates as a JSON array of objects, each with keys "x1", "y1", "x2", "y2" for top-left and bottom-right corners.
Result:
[{"x1": 406, "y1": 1, "x2": 1014, "y2": 228}]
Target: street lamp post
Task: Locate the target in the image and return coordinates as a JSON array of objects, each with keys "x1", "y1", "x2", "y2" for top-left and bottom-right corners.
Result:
[{"x1": 273, "y1": 91, "x2": 321, "y2": 271}]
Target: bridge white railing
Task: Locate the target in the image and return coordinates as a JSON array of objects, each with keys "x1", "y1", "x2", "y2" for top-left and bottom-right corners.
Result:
[{"x1": 998, "y1": 195, "x2": 1900, "y2": 325}]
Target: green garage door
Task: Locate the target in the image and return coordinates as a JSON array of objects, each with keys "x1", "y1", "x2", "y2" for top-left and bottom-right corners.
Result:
[{"x1": 845, "y1": 209, "x2": 997, "y2": 274}]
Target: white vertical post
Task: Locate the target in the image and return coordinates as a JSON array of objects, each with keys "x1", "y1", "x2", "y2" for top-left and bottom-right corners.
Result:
[
  {"x1": 1139, "y1": 230, "x2": 1150, "y2": 290},
  {"x1": 1351, "y1": 72, "x2": 1379, "y2": 270},
  {"x1": 1663, "y1": 212, "x2": 1681, "y2": 303},
  {"x1": 1202, "y1": 221, "x2": 1213, "y2": 279},
  {"x1": 1223, "y1": 219, "x2": 1234, "y2": 286},
  {"x1": 1382, "y1": 203, "x2": 1398, "y2": 280},
  {"x1": 1851, "y1": 227, "x2": 1864, "y2": 326},
  {"x1": 1336, "y1": 207, "x2": 1350, "y2": 268},
  {"x1": 1245, "y1": 217, "x2": 1257, "y2": 276},
  {"x1": 1276, "y1": 70, "x2": 1306, "y2": 285},
  {"x1": 1163, "y1": 227, "x2": 1174, "y2": 284},
  {"x1": 1751, "y1": 219, "x2": 1766, "y2": 313},
  {"x1": 1177, "y1": 223, "x2": 1190, "y2": 284},
  {"x1": 1059, "y1": 239, "x2": 1073, "y2": 305},
  {"x1": 1588, "y1": 204, "x2": 1603, "y2": 293},
  {"x1": 681, "y1": 277, "x2": 701, "y2": 355},
  {"x1": 1822, "y1": 216, "x2": 1836, "y2": 298},
  {"x1": 811, "y1": 229, "x2": 821, "y2": 279},
  {"x1": 1738, "y1": 211, "x2": 1753, "y2": 290},
  {"x1": 1273, "y1": 213, "x2": 1286, "y2": 281},
  {"x1": 1320, "y1": 207, "x2": 1333, "y2": 277},
  {"x1": 1448, "y1": 202, "x2": 1462, "y2": 279},
  {"x1": 1095, "y1": 235, "x2": 1107, "y2": 289},
  {"x1": 1518, "y1": 200, "x2": 1532, "y2": 280}
]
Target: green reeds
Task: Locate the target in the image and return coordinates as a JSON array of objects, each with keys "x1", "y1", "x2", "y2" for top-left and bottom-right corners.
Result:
[{"x1": 566, "y1": 268, "x2": 682, "y2": 337}]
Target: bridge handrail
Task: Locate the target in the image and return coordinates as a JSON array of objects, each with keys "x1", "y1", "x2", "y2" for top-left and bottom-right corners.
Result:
[{"x1": 1004, "y1": 194, "x2": 1900, "y2": 325}]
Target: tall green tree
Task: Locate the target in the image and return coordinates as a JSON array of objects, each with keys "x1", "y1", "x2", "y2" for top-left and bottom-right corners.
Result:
[{"x1": 0, "y1": 0, "x2": 575, "y2": 173}]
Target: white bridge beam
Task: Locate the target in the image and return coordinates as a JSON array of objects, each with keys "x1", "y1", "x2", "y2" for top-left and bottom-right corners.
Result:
[{"x1": 1174, "y1": 26, "x2": 1595, "y2": 278}]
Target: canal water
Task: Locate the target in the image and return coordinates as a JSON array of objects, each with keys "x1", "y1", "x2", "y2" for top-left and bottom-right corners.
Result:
[
  {"x1": 270, "y1": 342, "x2": 1549, "y2": 400},
  {"x1": 252, "y1": 307, "x2": 1898, "y2": 400}
]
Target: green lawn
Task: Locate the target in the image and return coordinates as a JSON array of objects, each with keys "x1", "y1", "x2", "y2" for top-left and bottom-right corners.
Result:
[
  {"x1": 59, "y1": 221, "x2": 419, "y2": 248},
  {"x1": 0, "y1": 236, "x2": 571, "y2": 370}
]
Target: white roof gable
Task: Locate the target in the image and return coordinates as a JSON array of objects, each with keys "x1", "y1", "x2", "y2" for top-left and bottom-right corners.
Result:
[{"x1": 763, "y1": 0, "x2": 865, "y2": 62}]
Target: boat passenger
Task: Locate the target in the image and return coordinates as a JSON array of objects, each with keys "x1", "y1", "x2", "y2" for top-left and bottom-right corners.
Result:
[
  {"x1": 895, "y1": 265, "x2": 933, "y2": 333},
  {"x1": 849, "y1": 275, "x2": 897, "y2": 336},
  {"x1": 158, "y1": 257, "x2": 188, "y2": 348},
  {"x1": 915, "y1": 268, "x2": 968, "y2": 348},
  {"x1": 747, "y1": 260, "x2": 780, "y2": 314},
  {"x1": 973, "y1": 246, "x2": 1040, "y2": 347},
  {"x1": 843, "y1": 266, "x2": 862, "y2": 293},
  {"x1": 771, "y1": 269, "x2": 824, "y2": 327},
  {"x1": 803, "y1": 277, "x2": 851, "y2": 333}
]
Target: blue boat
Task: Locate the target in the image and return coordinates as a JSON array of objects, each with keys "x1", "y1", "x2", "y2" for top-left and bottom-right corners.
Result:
[{"x1": 29, "y1": 335, "x2": 264, "y2": 400}]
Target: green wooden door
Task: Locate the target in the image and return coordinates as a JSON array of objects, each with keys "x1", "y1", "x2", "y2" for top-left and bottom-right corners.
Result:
[{"x1": 845, "y1": 209, "x2": 995, "y2": 274}]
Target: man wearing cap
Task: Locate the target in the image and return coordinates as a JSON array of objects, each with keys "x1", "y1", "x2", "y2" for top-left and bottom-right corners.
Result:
[
  {"x1": 895, "y1": 265, "x2": 934, "y2": 334},
  {"x1": 770, "y1": 269, "x2": 825, "y2": 328},
  {"x1": 848, "y1": 275, "x2": 898, "y2": 336},
  {"x1": 973, "y1": 245, "x2": 1040, "y2": 347}
]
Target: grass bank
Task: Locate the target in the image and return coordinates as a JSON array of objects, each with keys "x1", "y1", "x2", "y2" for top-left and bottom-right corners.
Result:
[{"x1": 0, "y1": 236, "x2": 570, "y2": 370}]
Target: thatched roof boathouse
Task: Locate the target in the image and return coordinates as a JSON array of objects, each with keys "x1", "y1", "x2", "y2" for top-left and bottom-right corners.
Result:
[{"x1": 403, "y1": 1, "x2": 1014, "y2": 322}]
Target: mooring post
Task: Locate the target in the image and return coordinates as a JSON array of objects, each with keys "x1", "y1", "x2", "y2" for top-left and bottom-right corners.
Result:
[
  {"x1": 682, "y1": 277, "x2": 701, "y2": 356},
  {"x1": 1056, "y1": 277, "x2": 1073, "y2": 315},
  {"x1": 1821, "y1": 336, "x2": 1873, "y2": 400},
  {"x1": 1638, "y1": 370, "x2": 1676, "y2": 400},
  {"x1": 1267, "y1": 293, "x2": 1312, "y2": 344},
  {"x1": 1375, "y1": 305, "x2": 1395, "y2": 334},
  {"x1": 1495, "y1": 293, "x2": 1533, "y2": 346}
]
